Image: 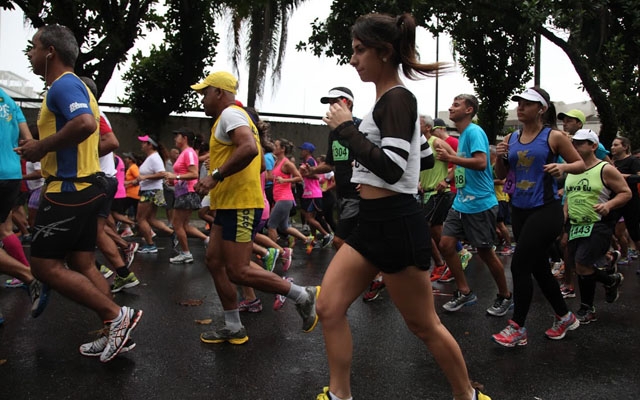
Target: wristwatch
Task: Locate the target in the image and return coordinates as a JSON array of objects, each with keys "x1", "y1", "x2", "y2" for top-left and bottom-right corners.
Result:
[
  {"x1": 176, "y1": 175, "x2": 181, "y2": 181},
  {"x1": 211, "y1": 168, "x2": 224, "y2": 182},
  {"x1": 444, "y1": 177, "x2": 451, "y2": 184}
]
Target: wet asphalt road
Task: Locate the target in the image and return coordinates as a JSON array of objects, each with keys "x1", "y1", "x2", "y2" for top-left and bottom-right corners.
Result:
[{"x1": 1, "y1": 234, "x2": 639, "y2": 399}]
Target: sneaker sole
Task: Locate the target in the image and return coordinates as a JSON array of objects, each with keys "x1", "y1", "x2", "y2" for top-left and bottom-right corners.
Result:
[
  {"x1": 80, "y1": 340, "x2": 136, "y2": 357},
  {"x1": 111, "y1": 280, "x2": 140, "y2": 293},
  {"x1": 437, "y1": 277, "x2": 455, "y2": 283},
  {"x1": 100, "y1": 309, "x2": 143, "y2": 363},
  {"x1": 200, "y1": 333, "x2": 249, "y2": 345},
  {"x1": 303, "y1": 286, "x2": 321, "y2": 333},
  {"x1": 545, "y1": 319, "x2": 580, "y2": 340},
  {"x1": 492, "y1": 336, "x2": 527, "y2": 347},
  {"x1": 443, "y1": 299, "x2": 477, "y2": 312},
  {"x1": 169, "y1": 259, "x2": 194, "y2": 264},
  {"x1": 102, "y1": 270, "x2": 114, "y2": 279}
]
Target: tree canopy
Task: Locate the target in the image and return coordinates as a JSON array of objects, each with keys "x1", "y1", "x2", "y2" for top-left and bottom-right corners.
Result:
[
  {"x1": 121, "y1": 0, "x2": 219, "y2": 132},
  {"x1": 298, "y1": 0, "x2": 640, "y2": 147},
  {"x1": 224, "y1": 0, "x2": 305, "y2": 108},
  {"x1": 3, "y1": 0, "x2": 162, "y2": 98}
]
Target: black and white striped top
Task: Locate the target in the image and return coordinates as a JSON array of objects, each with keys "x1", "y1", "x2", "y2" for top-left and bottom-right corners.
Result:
[{"x1": 334, "y1": 86, "x2": 433, "y2": 194}]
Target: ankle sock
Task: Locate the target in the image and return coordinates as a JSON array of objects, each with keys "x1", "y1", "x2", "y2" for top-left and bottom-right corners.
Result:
[
  {"x1": 287, "y1": 283, "x2": 307, "y2": 303},
  {"x1": 224, "y1": 309, "x2": 242, "y2": 331},
  {"x1": 116, "y1": 266, "x2": 130, "y2": 278},
  {"x1": 329, "y1": 391, "x2": 352, "y2": 400}
]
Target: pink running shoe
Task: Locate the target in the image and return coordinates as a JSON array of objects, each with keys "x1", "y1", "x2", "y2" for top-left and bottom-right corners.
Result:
[
  {"x1": 545, "y1": 312, "x2": 579, "y2": 340},
  {"x1": 274, "y1": 277, "x2": 294, "y2": 310},
  {"x1": 492, "y1": 320, "x2": 528, "y2": 347},
  {"x1": 281, "y1": 247, "x2": 293, "y2": 272}
]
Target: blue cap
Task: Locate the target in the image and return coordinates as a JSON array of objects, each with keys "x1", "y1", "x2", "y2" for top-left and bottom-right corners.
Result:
[{"x1": 299, "y1": 142, "x2": 316, "y2": 152}]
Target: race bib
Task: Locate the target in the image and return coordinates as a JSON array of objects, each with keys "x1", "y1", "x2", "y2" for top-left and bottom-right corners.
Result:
[
  {"x1": 503, "y1": 169, "x2": 516, "y2": 195},
  {"x1": 569, "y1": 223, "x2": 594, "y2": 241},
  {"x1": 332, "y1": 141, "x2": 349, "y2": 162},
  {"x1": 454, "y1": 167, "x2": 466, "y2": 189}
]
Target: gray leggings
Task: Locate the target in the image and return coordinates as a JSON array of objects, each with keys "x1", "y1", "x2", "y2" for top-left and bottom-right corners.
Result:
[{"x1": 267, "y1": 200, "x2": 294, "y2": 232}]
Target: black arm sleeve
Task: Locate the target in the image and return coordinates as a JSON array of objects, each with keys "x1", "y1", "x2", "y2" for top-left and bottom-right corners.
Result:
[{"x1": 335, "y1": 88, "x2": 418, "y2": 184}]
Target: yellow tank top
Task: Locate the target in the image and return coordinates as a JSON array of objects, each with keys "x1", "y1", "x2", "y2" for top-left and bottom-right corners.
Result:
[{"x1": 208, "y1": 106, "x2": 264, "y2": 210}]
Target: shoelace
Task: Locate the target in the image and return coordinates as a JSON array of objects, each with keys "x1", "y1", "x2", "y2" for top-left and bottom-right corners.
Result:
[
  {"x1": 550, "y1": 316, "x2": 568, "y2": 331},
  {"x1": 500, "y1": 325, "x2": 517, "y2": 337}
]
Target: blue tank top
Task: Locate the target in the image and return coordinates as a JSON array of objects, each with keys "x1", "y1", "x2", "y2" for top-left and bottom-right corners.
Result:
[{"x1": 507, "y1": 127, "x2": 559, "y2": 209}]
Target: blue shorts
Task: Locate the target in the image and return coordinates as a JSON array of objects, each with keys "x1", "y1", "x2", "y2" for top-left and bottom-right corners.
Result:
[{"x1": 214, "y1": 208, "x2": 263, "y2": 243}]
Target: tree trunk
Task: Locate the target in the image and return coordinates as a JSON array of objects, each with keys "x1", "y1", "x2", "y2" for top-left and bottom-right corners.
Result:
[{"x1": 540, "y1": 27, "x2": 618, "y2": 145}]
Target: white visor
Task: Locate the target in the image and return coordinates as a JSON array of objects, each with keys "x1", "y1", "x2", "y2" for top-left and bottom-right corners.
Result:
[{"x1": 511, "y1": 88, "x2": 548, "y2": 108}]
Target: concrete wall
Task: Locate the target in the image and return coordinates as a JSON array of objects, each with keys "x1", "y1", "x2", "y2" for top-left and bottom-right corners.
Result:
[{"x1": 22, "y1": 107, "x2": 331, "y2": 159}]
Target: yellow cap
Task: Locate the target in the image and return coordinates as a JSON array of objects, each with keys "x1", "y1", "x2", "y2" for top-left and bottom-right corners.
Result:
[{"x1": 191, "y1": 71, "x2": 238, "y2": 94}]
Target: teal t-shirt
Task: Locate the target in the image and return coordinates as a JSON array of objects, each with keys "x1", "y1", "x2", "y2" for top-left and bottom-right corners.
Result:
[
  {"x1": 452, "y1": 123, "x2": 498, "y2": 213},
  {"x1": 0, "y1": 88, "x2": 26, "y2": 180}
]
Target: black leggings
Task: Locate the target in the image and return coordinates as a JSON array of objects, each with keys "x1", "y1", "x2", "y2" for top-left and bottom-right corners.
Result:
[{"x1": 511, "y1": 201, "x2": 568, "y2": 327}]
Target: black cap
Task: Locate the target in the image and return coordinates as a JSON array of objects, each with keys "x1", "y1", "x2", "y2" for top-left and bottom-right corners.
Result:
[
  {"x1": 433, "y1": 118, "x2": 448, "y2": 129},
  {"x1": 172, "y1": 128, "x2": 195, "y2": 142},
  {"x1": 122, "y1": 152, "x2": 137, "y2": 162}
]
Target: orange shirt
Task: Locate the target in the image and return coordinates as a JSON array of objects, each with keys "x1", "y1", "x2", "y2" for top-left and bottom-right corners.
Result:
[{"x1": 125, "y1": 163, "x2": 140, "y2": 200}]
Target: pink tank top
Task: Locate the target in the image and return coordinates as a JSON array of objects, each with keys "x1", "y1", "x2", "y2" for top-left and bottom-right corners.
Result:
[
  {"x1": 272, "y1": 158, "x2": 295, "y2": 202},
  {"x1": 114, "y1": 155, "x2": 127, "y2": 199}
]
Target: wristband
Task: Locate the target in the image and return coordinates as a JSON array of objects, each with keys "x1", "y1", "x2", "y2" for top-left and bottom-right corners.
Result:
[{"x1": 212, "y1": 168, "x2": 224, "y2": 182}]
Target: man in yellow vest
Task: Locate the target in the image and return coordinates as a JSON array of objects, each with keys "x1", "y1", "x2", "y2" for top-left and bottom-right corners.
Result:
[{"x1": 193, "y1": 71, "x2": 320, "y2": 344}]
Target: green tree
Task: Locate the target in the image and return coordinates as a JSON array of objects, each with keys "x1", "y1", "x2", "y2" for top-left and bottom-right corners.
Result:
[
  {"x1": 121, "y1": 0, "x2": 219, "y2": 132},
  {"x1": 428, "y1": 2, "x2": 533, "y2": 141},
  {"x1": 3, "y1": 0, "x2": 162, "y2": 97},
  {"x1": 297, "y1": 0, "x2": 533, "y2": 143},
  {"x1": 223, "y1": 0, "x2": 305, "y2": 108},
  {"x1": 533, "y1": 0, "x2": 640, "y2": 147}
]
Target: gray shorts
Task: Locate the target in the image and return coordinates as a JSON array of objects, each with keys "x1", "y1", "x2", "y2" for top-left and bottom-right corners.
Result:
[
  {"x1": 442, "y1": 206, "x2": 498, "y2": 249},
  {"x1": 338, "y1": 197, "x2": 359, "y2": 220},
  {"x1": 267, "y1": 200, "x2": 294, "y2": 232}
]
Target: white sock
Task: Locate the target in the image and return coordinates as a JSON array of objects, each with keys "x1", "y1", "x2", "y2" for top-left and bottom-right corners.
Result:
[
  {"x1": 224, "y1": 309, "x2": 242, "y2": 331},
  {"x1": 287, "y1": 283, "x2": 307, "y2": 303},
  {"x1": 329, "y1": 391, "x2": 352, "y2": 400}
]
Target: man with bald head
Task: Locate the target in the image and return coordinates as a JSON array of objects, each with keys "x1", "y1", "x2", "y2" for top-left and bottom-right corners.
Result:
[{"x1": 193, "y1": 71, "x2": 319, "y2": 345}]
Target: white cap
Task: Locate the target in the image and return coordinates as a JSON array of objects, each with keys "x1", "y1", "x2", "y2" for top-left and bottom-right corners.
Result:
[
  {"x1": 511, "y1": 88, "x2": 548, "y2": 108},
  {"x1": 572, "y1": 129, "x2": 599, "y2": 145},
  {"x1": 320, "y1": 87, "x2": 354, "y2": 104}
]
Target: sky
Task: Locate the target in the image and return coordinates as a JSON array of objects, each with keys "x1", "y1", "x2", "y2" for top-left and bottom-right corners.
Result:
[{"x1": 0, "y1": 1, "x2": 591, "y2": 123}]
